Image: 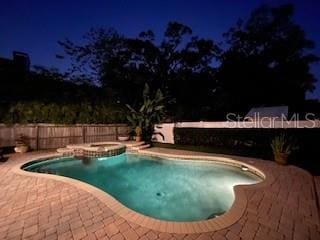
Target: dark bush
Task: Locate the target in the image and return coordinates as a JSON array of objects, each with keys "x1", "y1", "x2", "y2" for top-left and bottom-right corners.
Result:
[
  {"x1": 0, "y1": 102, "x2": 127, "y2": 124},
  {"x1": 174, "y1": 128, "x2": 320, "y2": 174}
]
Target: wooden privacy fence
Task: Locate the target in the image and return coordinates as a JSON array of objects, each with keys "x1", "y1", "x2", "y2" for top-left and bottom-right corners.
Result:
[{"x1": 0, "y1": 124, "x2": 130, "y2": 150}]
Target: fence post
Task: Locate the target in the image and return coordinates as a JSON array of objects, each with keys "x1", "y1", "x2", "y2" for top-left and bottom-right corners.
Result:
[
  {"x1": 115, "y1": 125, "x2": 119, "y2": 140},
  {"x1": 82, "y1": 125, "x2": 86, "y2": 143},
  {"x1": 36, "y1": 125, "x2": 40, "y2": 150}
]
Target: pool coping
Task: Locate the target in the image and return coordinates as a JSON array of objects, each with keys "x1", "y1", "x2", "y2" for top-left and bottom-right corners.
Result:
[{"x1": 12, "y1": 151, "x2": 275, "y2": 234}]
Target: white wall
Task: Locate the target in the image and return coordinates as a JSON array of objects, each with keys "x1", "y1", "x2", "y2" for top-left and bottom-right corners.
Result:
[
  {"x1": 175, "y1": 120, "x2": 320, "y2": 129},
  {"x1": 153, "y1": 123, "x2": 175, "y2": 144}
]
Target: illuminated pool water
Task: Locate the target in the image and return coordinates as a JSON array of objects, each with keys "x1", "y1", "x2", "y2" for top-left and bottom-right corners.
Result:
[{"x1": 23, "y1": 153, "x2": 261, "y2": 221}]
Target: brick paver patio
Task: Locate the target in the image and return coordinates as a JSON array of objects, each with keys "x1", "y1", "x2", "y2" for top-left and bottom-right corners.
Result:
[{"x1": 0, "y1": 148, "x2": 319, "y2": 240}]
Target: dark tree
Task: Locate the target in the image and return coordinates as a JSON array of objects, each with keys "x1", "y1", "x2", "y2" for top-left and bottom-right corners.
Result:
[
  {"x1": 58, "y1": 22, "x2": 221, "y2": 120},
  {"x1": 216, "y1": 4, "x2": 319, "y2": 113},
  {"x1": 0, "y1": 62, "x2": 109, "y2": 104}
]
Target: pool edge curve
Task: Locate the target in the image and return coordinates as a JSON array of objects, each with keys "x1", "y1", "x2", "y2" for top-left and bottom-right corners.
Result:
[{"x1": 12, "y1": 151, "x2": 274, "y2": 234}]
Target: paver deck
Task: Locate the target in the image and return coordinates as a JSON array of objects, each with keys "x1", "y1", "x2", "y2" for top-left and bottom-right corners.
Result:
[{"x1": 0, "y1": 148, "x2": 320, "y2": 240}]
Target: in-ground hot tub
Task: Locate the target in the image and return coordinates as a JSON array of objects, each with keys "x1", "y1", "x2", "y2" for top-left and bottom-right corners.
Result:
[
  {"x1": 57, "y1": 142, "x2": 126, "y2": 158},
  {"x1": 22, "y1": 153, "x2": 262, "y2": 222}
]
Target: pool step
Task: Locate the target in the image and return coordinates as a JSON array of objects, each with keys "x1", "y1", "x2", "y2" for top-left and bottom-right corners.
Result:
[
  {"x1": 131, "y1": 143, "x2": 151, "y2": 151},
  {"x1": 57, "y1": 148, "x2": 73, "y2": 155},
  {"x1": 127, "y1": 141, "x2": 146, "y2": 147}
]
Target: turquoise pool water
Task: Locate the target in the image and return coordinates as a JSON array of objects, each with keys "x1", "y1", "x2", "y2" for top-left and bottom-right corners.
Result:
[{"x1": 23, "y1": 153, "x2": 262, "y2": 221}]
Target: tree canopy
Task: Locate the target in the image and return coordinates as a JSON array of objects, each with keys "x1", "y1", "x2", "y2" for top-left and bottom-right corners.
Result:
[
  {"x1": 1, "y1": 3, "x2": 318, "y2": 123},
  {"x1": 58, "y1": 22, "x2": 221, "y2": 119},
  {"x1": 58, "y1": 4, "x2": 319, "y2": 120},
  {"x1": 216, "y1": 4, "x2": 319, "y2": 114}
]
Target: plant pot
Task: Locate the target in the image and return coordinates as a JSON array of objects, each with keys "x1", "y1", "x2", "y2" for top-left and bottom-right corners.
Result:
[
  {"x1": 118, "y1": 136, "x2": 130, "y2": 141},
  {"x1": 274, "y1": 153, "x2": 288, "y2": 165},
  {"x1": 14, "y1": 145, "x2": 29, "y2": 153},
  {"x1": 135, "y1": 136, "x2": 142, "y2": 142}
]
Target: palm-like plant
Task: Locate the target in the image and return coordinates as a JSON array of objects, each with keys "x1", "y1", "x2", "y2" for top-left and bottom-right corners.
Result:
[
  {"x1": 271, "y1": 134, "x2": 297, "y2": 165},
  {"x1": 271, "y1": 134, "x2": 292, "y2": 155},
  {"x1": 126, "y1": 84, "x2": 166, "y2": 142}
]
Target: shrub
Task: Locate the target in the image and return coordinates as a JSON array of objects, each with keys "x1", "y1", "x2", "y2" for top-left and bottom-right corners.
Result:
[
  {"x1": 1, "y1": 101, "x2": 127, "y2": 124},
  {"x1": 174, "y1": 127, "x2": 320, "y2": 174},
  {"x1": 271, "y1": 134, "x2": 296, "y2": 155}
]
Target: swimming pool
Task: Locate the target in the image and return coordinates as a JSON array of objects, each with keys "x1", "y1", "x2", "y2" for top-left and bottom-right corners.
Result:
[{"x1": 23, "y1": 153, "x2": 262, "y2": 222}]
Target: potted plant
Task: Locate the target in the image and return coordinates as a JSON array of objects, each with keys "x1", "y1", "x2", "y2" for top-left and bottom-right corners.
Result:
[
  {"x1": 14, "y1": 134, "x2": 29, "y2": 153},
  {"x1": 126, "y1": 83, "x2": 167, "y2": 143},
  {"x1": 270, "y1": 134, "x2": 295, "y2": 165},
  {"x1": 135, "y1": 126, "x2": 142, "y2": 142}
]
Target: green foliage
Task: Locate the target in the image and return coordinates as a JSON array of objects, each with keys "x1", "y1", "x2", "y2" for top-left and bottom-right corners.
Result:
[
  {"x1": 58, "y1": 22, "x2": 220, "y2": 118},
  {"x1": 172, "y1": 128, "x2": 320, "y2": 174},
  {"x1": 1, "y1": 102, "x2": 126, "y2": 124},
  {"x1": 271, "y1": 134, "x2": 296, "y2": 155},
  {"x1": 217, "y1": 4, "x2": 319, "y2": 110},
  {"x1": 126, "y1": 84, "x2": 166, "y2": 141},
  {"x1": 0, "y1": 63, "x2": 108, "y2": 104},
  {"x1": 58, "y1": 6, "x2": 319, "y2": 120},
  {"x1": 174, "y1": 128, "x2": 318, "y2": 164}
]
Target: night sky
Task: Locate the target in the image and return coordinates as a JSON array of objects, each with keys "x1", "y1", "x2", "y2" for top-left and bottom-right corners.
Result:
[{"x1": 1, "y1": 0, "x2": 319, "y2": 99}]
